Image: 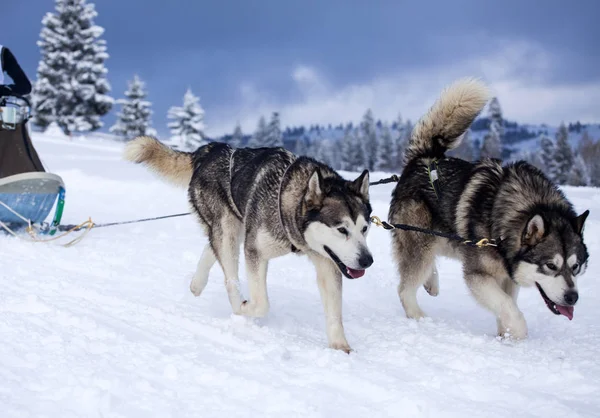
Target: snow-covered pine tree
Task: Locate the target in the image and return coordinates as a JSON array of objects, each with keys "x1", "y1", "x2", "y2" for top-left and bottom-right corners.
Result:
[
  {"x1": 294, "y1": 136, "x2": 309, "y2": 156},
  {"x1": 264, "y1": 112, "x2": 283, "y2": 147},
  {"x1": 229, "y1": 123, "x2": 244, "y2": 148},
  {"x1": 340, "y1": 125, "x2": 361, "y2": 171},
  {"x1": 448, "y1": 129, "x2": 474, "y2": 161},
  {"x1": 314, "y1": 139, "x2": 336, "y2": 168},
  {"x1": 578, "y1": 130, "x2": 600, "y2": 186},
  {"x1": 479, "y1": 97, "x2": 504, "y2": 159},
  {"x1": 167, "y1": 88, "x2": 207, "y2": 151},
  {"x1": 359, "y1": 109, "x2": 378, "y2": 170},
  {"x1": 248, "y1": 116, "x2": 268, "y2": 148},
  {"x1": 480, "y1": 130, "x2": 502, "y2": 159},
  {"x1": 375, "y1": 123, "x2": 394, "y2": 171},
  {"x1": 32, "y1": 0, "x2": 113, "y2": 134},
  {"x1": 552, "y1": 123, "x2": 574, "y2": 185},
  {"x1": 391, "y1": 114, "x2": 403, "y2": 171},
  {"x1": 567, "y1": 154, "x2": 590, "y2": 186},
  {"x1": 487, "y1": 97, "x2": 504, "y2": 139},
  {"x1": 539, "y1": 136, "x2": 556, "y2": 178},
  {"x1": 110, "y1": 75, "x2": 154, "y2": 140}
]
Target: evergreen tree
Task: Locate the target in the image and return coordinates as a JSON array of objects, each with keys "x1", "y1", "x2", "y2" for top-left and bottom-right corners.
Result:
[
  {"x1": 314, "y1": 139, "x2": 336, "y2": 168},
  {"x1": 448, "y1": 130, "x2": 474, "y2": 161},
  {"x1": 32, "y1": 0, "x2": 113, "y2": 134},
  {"x1": 294, "y1": 136, "x2": 309, "y2": 156},
  {"x1": 552, "y1": 123, "x2": 574, "y2": 185},
  {"x1": 264, "y1": 112, "x2": 283, "y2": 147},
  {"x1": 480, "y1": 97, "x2": 503, "y2": 159},
  {"x1": 248, "y1": 116, "x2": 267, "y2": 148},
  {"x1": 110, "y1": 75, "x2": 154, "y2": 140},
  {"x1": 391, "y1": 114, "x2": 405, "y2": 171},
  {"x1": 375, "y1": 123, "x2": 394, "y2": 171},
  {"x1": 568, "y1": 154, "x2": 590, "y2": 186},
  {"x1": 167, "y1": 88, "x2": 206, "y2": 151},
  {"x1": 229, "y1": 123, "x2": 244, "y2": 148},
  {"x1": 578, "y1": 130, "x2": 600, "y2": 186},
  {"x1": 359, "y1": 109, "x2": 378, "y2": 170},
  {"x1": 539, "y1": 136, "x2": 556, "y2": 178},
  {"x1": 340, "y1": 126, "x2": 361, "y2": 171},
  {"x1": 487, "y1": 97, "x2": 505, "y2": 139}
]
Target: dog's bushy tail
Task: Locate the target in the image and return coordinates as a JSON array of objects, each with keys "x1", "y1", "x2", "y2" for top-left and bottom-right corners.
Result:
[
  {"x1": 123, "y1": 136, "x2": 193, "y2": 188},
  {"x1": 405, "y1": 78, "x2": 490, "y2": 163}
]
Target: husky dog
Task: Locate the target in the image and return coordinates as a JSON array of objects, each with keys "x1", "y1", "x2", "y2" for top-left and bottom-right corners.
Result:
[
  {"x1": 124, "y1": 138, "x2": 373, "y2": 352},
  {"x1": 389, "y1": 78, "x2": 589, "y2": 338}
]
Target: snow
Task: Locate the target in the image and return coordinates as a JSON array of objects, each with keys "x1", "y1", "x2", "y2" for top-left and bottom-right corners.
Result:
[{"x1": 1, "y1": 132, "x2": 600, "y2": 417}]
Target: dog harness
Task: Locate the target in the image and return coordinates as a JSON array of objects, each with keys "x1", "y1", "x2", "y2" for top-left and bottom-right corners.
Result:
[{"x1": 427, "y1": 159, "x2": 442, "y2": 198}]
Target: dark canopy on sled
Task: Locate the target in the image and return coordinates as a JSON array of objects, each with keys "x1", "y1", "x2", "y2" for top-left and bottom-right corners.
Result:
[{"x1": 0, "y1": 122, "x2": 45, "y2": 178}]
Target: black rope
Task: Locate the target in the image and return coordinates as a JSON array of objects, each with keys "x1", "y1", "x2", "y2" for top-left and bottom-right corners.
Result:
[
  {"x1": 57, "y1": 212, "x2": 192, "y2": 232},
  {"x1": 371, "y1": 217, "x2": 497, "y2": 248},
  {"x1": 369, "y1": 174, "x2": 399, "y2": 186}
]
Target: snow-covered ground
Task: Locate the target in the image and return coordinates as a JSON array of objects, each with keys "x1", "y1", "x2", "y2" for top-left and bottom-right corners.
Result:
[{"x1": 1, "y1": 132, "x2": 599, "y2": 418}]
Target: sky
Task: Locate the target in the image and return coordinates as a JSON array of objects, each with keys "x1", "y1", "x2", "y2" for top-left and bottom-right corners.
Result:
[{"x1": 3, "y1": 0, "x2": 600, "y2": 137}]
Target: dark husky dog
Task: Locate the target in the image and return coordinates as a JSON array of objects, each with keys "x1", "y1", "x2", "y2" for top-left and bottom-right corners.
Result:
[
  {"x1": 124, "y1": 138, "x2": 373, "y2": 352},
  {"x1": 389, "y1": 78, "x2": 589, "y2": 338}
]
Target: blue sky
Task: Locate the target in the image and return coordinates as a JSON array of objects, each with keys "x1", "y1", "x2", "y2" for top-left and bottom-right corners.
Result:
[{"x1": 4, "y1": 0, "x2": 600, "y2": 137}]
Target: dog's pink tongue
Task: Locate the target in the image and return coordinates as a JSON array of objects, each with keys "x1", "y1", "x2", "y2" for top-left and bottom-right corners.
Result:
[
  {"x1": 347, "y1": 268, "x2": 365, "y2": 278},
  {"x1": 556, "y1": 305, "x2": 574, "y2": 320}
]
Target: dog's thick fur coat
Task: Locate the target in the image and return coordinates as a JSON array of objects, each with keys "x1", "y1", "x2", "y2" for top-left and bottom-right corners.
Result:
[
  {"x1": 389, "y1": 78, "x2": 589, "y2": 338},
  {"x1": 125, "y1": 138, "x2": 374, "y2": 352}
]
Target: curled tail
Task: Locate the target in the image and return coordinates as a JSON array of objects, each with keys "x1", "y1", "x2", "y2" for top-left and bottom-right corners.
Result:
[
  {"x1": 123, "y1": 136, "x2": 193, "y2": 188},
  {"x1": 405, "y1": 78, "x2": 490, "y2": 163}
]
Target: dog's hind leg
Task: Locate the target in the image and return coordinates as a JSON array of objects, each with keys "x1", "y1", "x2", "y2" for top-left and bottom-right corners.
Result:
[
  {"x1": 210, "y1": 215, "x2": 244, "y2": 314},
  {"x1": 190, "y1": 244, "x2": 217, "y2": 296},
  {"x1": 423, "y1": 266, "x2": 440, "y2": 297},
  {"x1": 390, "y1": 200, "x2": 436, "y2": 319},
  {"x1": 310, "y1": 253, "x2": 351, "y2": 353}
]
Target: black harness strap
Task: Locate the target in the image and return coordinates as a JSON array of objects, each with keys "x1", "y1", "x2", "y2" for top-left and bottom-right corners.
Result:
[{"x1": 370, "y1": 216, "x2": 498, "y2": 248}]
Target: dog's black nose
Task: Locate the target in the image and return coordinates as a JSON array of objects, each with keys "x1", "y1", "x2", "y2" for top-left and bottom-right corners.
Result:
[
  {"x1": 358, "y1": 253, "x2": 373, "y2": 269},
  {"x1": 564, "y1": 290, "x2": 579, "y2": 306}
]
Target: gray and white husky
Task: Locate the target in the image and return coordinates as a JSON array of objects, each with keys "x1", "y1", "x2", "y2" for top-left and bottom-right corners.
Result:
[
  {"x1": 124, "y1": 138, "x2": 373, "y2": 352},
  {"x1": 389, "y1": 78, "x2": 590, "y2": 338}
]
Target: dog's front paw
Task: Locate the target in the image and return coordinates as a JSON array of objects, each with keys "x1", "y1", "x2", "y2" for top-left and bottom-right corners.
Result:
[
  {"x1": 498, "y1": 312, "x2": 528, "y2": 340},
  {"x1": 239, "y1": 300, "x2": 269, "y2": 317},
  {"x1": 189, "y1": 278, "x2": 205, "y2": 296},
  {"x1": 329, "y1": 341, "x2": 353, "y2": 354}
]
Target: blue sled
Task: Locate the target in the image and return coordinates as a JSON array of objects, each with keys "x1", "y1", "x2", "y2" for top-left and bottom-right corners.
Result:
[{"x1": 0, "y1": 172, "x2": 65, "y2": 233}]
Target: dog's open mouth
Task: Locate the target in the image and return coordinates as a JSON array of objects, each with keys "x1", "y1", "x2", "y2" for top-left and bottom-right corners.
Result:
[
  {"x1": 536, "y1": 283, "x2": 574, "y2": 320},
  {"x1": 323, "y1": 246, "x2": 365, "y2": 279}
]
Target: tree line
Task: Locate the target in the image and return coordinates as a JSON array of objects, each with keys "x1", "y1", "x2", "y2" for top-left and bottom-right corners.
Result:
[{"x1": 28, "y1": 0, "x2": 599, "y2": 186}]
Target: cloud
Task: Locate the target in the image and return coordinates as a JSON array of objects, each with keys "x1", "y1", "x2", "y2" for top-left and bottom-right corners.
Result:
[{"x1": 206, "y1": 40, "x2": 600, "y2": 136}]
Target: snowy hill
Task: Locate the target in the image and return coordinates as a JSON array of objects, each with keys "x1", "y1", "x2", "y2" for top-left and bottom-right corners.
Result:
[{"x1": 1, "y1": 132, "x2": 600, "y2": 417}]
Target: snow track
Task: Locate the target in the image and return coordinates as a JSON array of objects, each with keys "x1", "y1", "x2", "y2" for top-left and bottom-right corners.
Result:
[{"x1": 1, "y1": 134, "x2": 599, "y2": 417}]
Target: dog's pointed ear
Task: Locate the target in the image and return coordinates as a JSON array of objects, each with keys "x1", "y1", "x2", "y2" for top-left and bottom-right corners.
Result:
[
  {"x1": 573, "y1": 210, "x2": 589, "y2": 235},
  {"x1": 351, "y1": 170, "x2": 370, "y2": 200},
  {"x1": 523, "y1": 214, "x2": 545, "y2": 246},
  {"x1": 305, "y1": 169, "x2": 324, "y2": 209}
]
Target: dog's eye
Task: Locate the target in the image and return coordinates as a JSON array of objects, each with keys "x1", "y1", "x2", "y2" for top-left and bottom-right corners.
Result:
[
  {"x1": 546, "y1": 262, "x2": 558, "y2": 271},
  {"x1": 572, "y1": 263, "x2": 579, "y2": 272},
  {"x1": 337, "y1": 227, "x2": 348, "y2": 236},
  {"x1": 362, "y1": 226, "x2": 368, "y2": 234}
]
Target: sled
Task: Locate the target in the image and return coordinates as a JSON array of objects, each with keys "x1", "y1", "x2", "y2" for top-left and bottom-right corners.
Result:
[
  {"x1": 0, "y1": 172, "x2": 65, "y2": 232},
  {"x1": 1, "y1": 95, "x2": 66, "y2": 234}
]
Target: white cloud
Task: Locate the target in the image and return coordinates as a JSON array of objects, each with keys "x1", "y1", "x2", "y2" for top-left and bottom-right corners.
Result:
[{"x1": 206, "y1": 40, "x2": 600, "y2": 136}]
